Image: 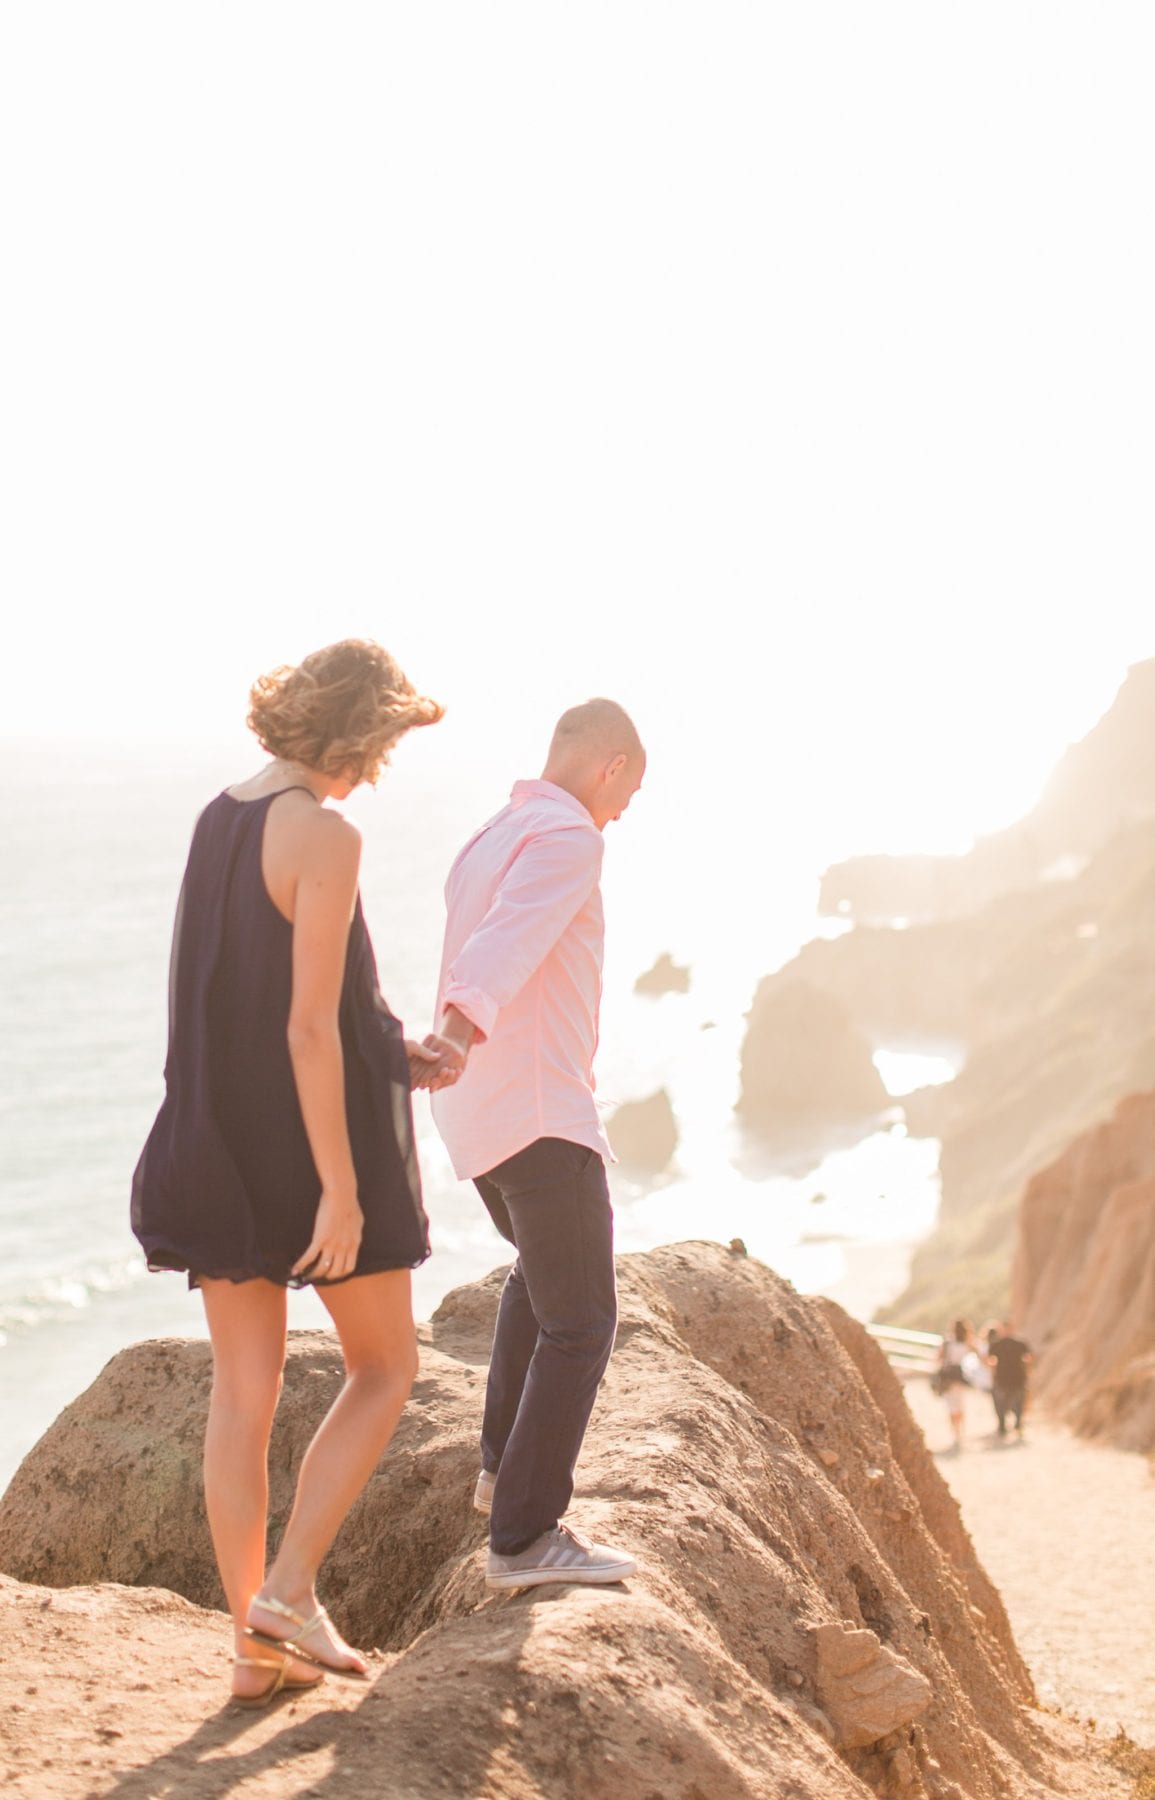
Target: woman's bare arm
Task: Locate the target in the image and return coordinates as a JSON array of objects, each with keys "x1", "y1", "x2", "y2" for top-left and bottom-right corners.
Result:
[{"x1": 285, "y1": 809, "x2": 364, "y2": 1281}]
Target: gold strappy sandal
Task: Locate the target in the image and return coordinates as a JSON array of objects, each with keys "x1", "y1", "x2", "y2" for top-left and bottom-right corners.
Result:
[
  {"x1": 230, "y1": 1652, "x2": 325, "y2": 1710},
  {"x1": 245, "y1": 1595, "x2": 368, "y2": 1680}
]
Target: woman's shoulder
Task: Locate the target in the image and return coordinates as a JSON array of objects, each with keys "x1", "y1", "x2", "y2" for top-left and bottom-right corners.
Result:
[
  {"x1": 269, "y1": 798, "x2": 363, "y2": 888},
  {"x1": 297, "y1": 802, "x2": 362, "y2": 854}
]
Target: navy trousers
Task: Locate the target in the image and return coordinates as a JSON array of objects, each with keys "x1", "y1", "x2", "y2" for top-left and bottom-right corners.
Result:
[
  {"x1": 473, "y1": 1136, "x2": 617, "y2": 1556},
  {"x1": 993, "y1": 1384, "x2": 1026, "y2": 1433}
]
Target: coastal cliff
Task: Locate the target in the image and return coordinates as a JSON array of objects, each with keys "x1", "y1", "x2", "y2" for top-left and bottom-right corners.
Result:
[
  {"x1": 819, "y1": 659, "x2": 1155, "y2": 924},
  {"x1": 739, "y1": 662, "x2": 1155, "y2": 1331},
  {"x1": 0, "y1": 1244, "x2": 1122, "y2": 1798},
  {"x1": 1013, "y1": 1089, "x2": 1155, "y2": 1454}
]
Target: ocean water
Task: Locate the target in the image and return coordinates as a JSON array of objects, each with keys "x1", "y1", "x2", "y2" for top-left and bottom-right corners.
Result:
[{"x1": 0, "y1": 743, "x2": 953, "y2": 1493}]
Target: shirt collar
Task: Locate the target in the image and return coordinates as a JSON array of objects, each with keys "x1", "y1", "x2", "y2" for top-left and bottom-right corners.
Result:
[{"x1": 510, "y1": 778, "x2": 594, "y2": 823}]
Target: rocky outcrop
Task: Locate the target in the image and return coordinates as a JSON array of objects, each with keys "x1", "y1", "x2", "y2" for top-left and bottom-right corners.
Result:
[
  {"x1": 820, "y1": 659, "x2": 1155, "y2": 924},
  {"x1": 0, "y1": 1242, "x2": 1116, "y2": 1799},
  {"x1": 884, "y1": 833, "x2": 1155, "y2": 1329},
  {"x1": 634, "y1": 951, "x2": 691, "y2": 996},
  {"x1": 749, "y1": 805, "x2": 1155, "y2": 1328},
  {"x1": 1013, "y1": 1090, "x2": 1155, "y2": 1453},
  {"x1": 738, "y1": 979, "x2": 890, "y2": 1155},
  {"x1": 0, "y1": 1567, "x2": 1123, "y2": 1800},
  {"x1": 788, "y1": 666, "x2": 1155, "y2": 1325},
  {"x1": 607, "y1": 1088, "x2": 678, "y2": 1171}
]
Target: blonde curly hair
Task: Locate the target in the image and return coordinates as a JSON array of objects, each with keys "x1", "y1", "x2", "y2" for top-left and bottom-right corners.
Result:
[{"x1": 247, "y1": 639, "x2": 443, "y2": 786}]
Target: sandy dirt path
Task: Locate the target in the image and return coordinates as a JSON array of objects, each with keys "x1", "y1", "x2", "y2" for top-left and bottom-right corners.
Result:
[{"x1": 905, "y1": 1375, "x2": 1155, "y2": 1748}]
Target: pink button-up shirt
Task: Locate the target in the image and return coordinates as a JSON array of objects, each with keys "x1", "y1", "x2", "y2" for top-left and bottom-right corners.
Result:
[{"x1": 430, "y1": 779, "x2": 613, "y2": 1180}]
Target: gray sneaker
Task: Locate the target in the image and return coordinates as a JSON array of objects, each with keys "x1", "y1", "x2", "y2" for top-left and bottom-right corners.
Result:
[
  {"x1": 486, "y1": 1523, "x2": 636, "y2": 1590},
  {"x1": 474, "y1": 1469, "x2": 496, "y2": 1513}
]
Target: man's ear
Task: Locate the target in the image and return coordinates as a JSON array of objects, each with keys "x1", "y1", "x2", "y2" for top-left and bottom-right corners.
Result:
[{"x1": 604, "y1": 752, "x2": 627, "y2": 783}]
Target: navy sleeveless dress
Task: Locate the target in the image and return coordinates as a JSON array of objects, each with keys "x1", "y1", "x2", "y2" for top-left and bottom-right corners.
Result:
[{"x1": 131, "y1": 789, "x2": 430, "y2": 1287}]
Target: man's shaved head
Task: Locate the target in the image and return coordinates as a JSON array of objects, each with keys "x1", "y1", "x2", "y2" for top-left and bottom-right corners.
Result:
[
  {"x1": 543, "y1": 698, "x2": 645, "y2": 830},
  {"x1": 547, "y1": 698, "x2": 643, "y2": 766}
]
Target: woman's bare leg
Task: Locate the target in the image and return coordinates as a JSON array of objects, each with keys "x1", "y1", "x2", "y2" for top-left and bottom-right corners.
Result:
[
  {"x1": 200, "y1": 1276, "x2": 316, "y2": 1698},
  {"x1": 250, "y1": 1269, "x2": 418, "y2": 1670},
  {"x1": 949, "y1": 1399, "x2": 965, "y2": 1450}
]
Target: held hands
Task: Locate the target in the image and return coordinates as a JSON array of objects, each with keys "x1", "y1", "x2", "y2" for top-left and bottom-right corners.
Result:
[
  {"x1": 291, "y1": 1183, "x2": 364, "y2": 1283},
  {"x1": 405, "y1": 1034, "x2": 469, "y2": 1092}
]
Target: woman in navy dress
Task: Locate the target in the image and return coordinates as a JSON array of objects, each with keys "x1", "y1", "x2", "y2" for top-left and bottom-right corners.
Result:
[{"x1": 132, "y1": 639, "x2": 457, "y2": 1705}]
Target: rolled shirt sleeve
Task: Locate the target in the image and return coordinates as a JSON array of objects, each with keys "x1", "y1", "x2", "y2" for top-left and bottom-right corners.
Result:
[{"x1": 441, "y1": 826, "x2": 604, "y2": 1041}]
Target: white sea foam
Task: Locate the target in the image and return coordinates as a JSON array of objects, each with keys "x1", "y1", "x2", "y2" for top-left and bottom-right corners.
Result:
[{"x1": 0, "y1": 1256, "x2": 147, "y2": 1338}]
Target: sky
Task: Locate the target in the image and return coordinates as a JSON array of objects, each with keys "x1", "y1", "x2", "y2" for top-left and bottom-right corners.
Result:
[{"x1": 3, "y1": 5, "x2": 1154, "y2": 857}]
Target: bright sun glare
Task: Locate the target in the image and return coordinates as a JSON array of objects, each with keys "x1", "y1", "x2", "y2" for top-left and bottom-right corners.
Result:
[{"x1": 2, "y1": 7, "x2": 1153, "y2": 861}]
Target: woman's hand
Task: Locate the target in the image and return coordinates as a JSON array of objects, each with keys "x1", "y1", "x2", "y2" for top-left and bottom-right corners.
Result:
[
  {"x1": 405, "y1": 1038, "x2": 443, "y2": 1090},
  {"x1": 406, "y1": 1033, "x2": 468, "y2": 1092},
  {"x1": 292, "y1": 1185, "x2": 364, "y2": 1283}
]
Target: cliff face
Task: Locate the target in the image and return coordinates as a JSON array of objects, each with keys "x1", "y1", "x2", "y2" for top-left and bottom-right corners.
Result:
[
  {"x1": 740, "y1": 657, "x2": 1155, "y2": 1329},
  {"x1": 889, "y1": 839, "x2": 1155, "y2": 1328},
  {"x1": 1013, "y1": 1090, "x2": 1155, "y2": 1454},
  {"x1": 820, "y1": 659, "x2": 1155, "y2": 924},
  {"x1": 742, "y1": 819, "x2": 1155, "y2": 1329},
  {"x1": 0, "y1": 1243, "x2": 1116, "y2": 1800}
]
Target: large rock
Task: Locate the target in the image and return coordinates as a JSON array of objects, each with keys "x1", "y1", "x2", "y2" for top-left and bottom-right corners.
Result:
[
  {"x1": 1013, "y1": 1089, "x2": 1155, "y2": 1453},
  {"x1": 607, "y1": 1088, "x2": 678, "y2": 1170},
  {"x1": 0, "y1": 1244, "x2": 1118, "y2": 1798},
  {"x1": 634, "y1": 951, "x2": 691, "y2": 996},
  {"x1": 737, "y1": 978, "x2": 890, "y2": 1150},
  {"x1": 814, "y1": 1621, "x2": 932, "y2": 1750},
  {"x1": 0, "y1": 1568, "x2": 1123, "y2": 1800},
  {"x1": 0, "y1": 1325, "x2": 484, "y2": 1639}
]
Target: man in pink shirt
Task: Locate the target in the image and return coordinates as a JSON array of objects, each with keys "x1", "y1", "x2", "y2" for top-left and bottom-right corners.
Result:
[{"x1": 429, "y1": 699, "x2": 645, "y2": 1589}]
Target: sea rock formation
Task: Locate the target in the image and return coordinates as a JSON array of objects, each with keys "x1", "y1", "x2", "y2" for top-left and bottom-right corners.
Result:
[
  {"x1": 607, "y1": 1087, "x2": 678, "y2": 1170},
  {"x1": 820, "y1": 659, "x2": 1155, "y2": 924},
  {"x1": 634, "y1": 951, "x2": 691, "y2": 996},
  {"x1": 0, "y1": 1242, "x2": 1118, "y2": 1799},
  {"x1": 1013, "y1": 1089, "x2": 1155, "y2": 1453},
  {"x1": 738, "y1": 978, "x2": 890, "y2": 1152}
]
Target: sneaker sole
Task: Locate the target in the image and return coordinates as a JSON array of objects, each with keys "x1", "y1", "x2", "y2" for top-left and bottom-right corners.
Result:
[{"x1": 485, "y1": 1559, "x2": 636, "y2": 1591}]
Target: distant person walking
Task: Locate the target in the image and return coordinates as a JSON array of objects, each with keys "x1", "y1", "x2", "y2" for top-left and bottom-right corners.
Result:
[
  {"x1": 973, "y1": 1321, "x2": 999, "y2": 1396},
  {"x1": 131, "y1": 640, "x2": 451, "y2": 1706},
  {"x1": 987, "y1": 1321, "x2": 1033, "y2": 1439},
  {"x1": 427, "y1": 700, "x2": 645, "y2": 1590},
  {"x1": 936, "y1": 1318, "x2": 974, "y2": 1451}
]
